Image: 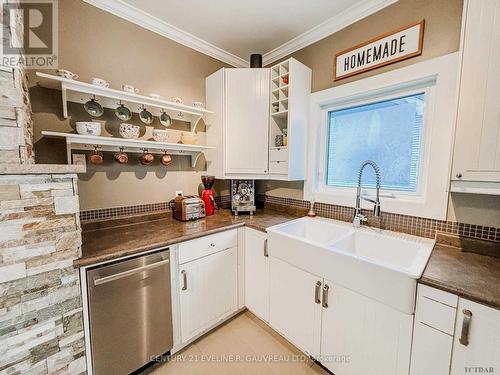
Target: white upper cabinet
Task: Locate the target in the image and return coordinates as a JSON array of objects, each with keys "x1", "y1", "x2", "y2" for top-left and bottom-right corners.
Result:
[
  {"x1": 450, "y1": 298, "x2": 500, "y2": 375},
  {"x1": 452, "y1": 0, "x2": 500, "y2": 186},
  {"x1": 205, "y1": 58, "x2": 311, "y2": 180},
  {"x1": 269, "y1": 58, "x2": 312, "y2": 180},
  {"x1": 206, "y1": 68, "x2": 270, "y2": 178},
  {"x1": 225, "y1": 69, "x2": 270, "y2": 175}
]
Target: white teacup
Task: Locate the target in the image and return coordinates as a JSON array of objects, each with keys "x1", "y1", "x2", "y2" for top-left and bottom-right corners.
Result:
[
  {"x1": 56, "y1": 69, "x2": 78, "y2": 80},
  {"x1": 122, "y1": 84, "x2": 139, "y2": 94},
  {"x1": 91, "y1": 77, "x2": 109, "y2": 88}
]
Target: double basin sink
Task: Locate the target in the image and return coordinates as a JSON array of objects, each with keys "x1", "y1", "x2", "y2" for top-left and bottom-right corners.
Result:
[{"x1": 267, "y1": 217, "x2": 435, "y2": 314}]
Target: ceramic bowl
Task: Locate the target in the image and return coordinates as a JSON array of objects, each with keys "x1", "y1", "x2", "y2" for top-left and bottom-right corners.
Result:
[
  {"x1": 119, "y1": 123, "x2": 140, "y2": 139},
  {"x1": 180, "y1": 132, "x2": 197, "y2": 144},
  {"x1": 76, "y1": 121, "x2": 101, "y2": 136},
  {"x1": 153, "y1": 129, "x2": 169, "y2": 142}
]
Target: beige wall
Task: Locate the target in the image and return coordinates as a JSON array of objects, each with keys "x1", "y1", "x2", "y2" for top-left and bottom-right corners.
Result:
[
  {"x1": 277, "y1": 0, "x2": 463, "y2": 93},
  {"x1": 29, "y1": 0, "x2": 229, "y2": 210},
  {"x1": 259, "y1": 0, "x2": 500, "y2": 228}
]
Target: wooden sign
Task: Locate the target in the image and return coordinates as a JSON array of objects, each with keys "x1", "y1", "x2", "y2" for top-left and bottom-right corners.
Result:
[{"x1": 334, "y1": 20, "x2": 425, "y2": 81}]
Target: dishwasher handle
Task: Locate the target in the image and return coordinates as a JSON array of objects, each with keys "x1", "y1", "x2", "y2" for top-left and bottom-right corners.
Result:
[{"x1": 93, "y1": 259, "x2": 170, "y2": 286}]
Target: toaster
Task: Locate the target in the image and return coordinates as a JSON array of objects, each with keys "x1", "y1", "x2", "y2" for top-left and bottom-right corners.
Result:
[{"x1": 169, "y1": 195, "x2": 206, "y2": 221}]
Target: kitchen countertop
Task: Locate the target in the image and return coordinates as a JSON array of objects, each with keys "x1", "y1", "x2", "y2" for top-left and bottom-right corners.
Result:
[
  {"x1": 77, "y1": 208, "x2": 302, "y2": 268},
  {"x1": 420, "y1": 241, "x2": 500, "y2": 309},
  {"x1": 78, "y1": 208, "x2": 500, "y2": 310}
]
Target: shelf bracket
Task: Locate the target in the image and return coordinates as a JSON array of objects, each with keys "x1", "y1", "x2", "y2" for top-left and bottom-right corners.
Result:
[
  {"x1": 190, "y1": 114, "x2": 204, "y2": 133},
  {"x1": 191, "y1": 152, "x2": 203, "y2": 168},
  {"x1": 61, "y1": 84, "x2": 68, "y2": 119},
  {"x1": 65, "y1": 139, "x2": 72, "y2": 164}
]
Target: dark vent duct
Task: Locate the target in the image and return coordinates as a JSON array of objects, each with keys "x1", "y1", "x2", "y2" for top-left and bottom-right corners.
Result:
[{"x1": 250, "y1": 54, "x2": 263, "y2": 68}]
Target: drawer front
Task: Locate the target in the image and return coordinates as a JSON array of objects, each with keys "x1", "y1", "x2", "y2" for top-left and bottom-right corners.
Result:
[
  {"x1": 418, "y1": 284, "x2": 458, "y2": 307},
  {"x1": 179, "y1": 229, "x2": 237, "y2": 264},
  {"x1": 269, "y1": 148, "x2": 288, "y2": 162},
  {"x1": 269, "y1": 161, "x2": 288, "y2": 175},
  {"x1": 416, "y1": 285, "x2": 457, "y2": 335},
  {"x1": 417, "y1": 295, "x2": 456, "y2": 334}
]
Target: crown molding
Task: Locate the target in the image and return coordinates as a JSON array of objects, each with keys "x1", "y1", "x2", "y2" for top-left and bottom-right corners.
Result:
[
  {"x1": 262, "y1": 0, "x2": 399, "y2": 66},
  {"x1": 83, "y1": 0, "x2": 397, "y2": 68},
  {"x1": 82, "y1": 0, "x2": 249, "y2": 67}
]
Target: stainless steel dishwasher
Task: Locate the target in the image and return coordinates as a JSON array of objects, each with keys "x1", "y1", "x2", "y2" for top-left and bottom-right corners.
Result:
[{"x1": 87, "y1": 249, "x2": 173, "y2": 375}]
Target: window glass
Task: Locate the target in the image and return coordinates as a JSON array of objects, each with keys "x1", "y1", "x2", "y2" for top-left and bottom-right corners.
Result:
[{"x1": 326, "y1": 93, "x2": 425, "y2": 192}]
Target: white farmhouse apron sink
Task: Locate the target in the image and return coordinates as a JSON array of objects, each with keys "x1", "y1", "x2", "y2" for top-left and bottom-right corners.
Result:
[{"x1": 267, "y1": 217, "x2": 434, "y2": 314}]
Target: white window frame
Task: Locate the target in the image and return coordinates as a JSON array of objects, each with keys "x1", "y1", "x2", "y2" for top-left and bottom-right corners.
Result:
[{"x1": 304, "y1": 53, "x2": 460, "y2": 220}]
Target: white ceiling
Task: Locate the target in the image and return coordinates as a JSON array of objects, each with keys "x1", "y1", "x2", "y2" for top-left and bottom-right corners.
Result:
[
  {"x1": 121, "y1": 0, "x2": 361, "y2": 59},
  {"x1": 84, "y1": 0, "x2": 398, "y2": 66}
]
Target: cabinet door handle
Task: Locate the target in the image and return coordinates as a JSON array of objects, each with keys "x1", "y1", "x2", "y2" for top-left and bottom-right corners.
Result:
[
  {"x1": 181, "y1": 270, "x2": 187, "y2": 291},
  {"x1": 322, "y1": 284, "x2": 329, "y2": 308},
  {"x1": 264, "y1": 239, "x2": 269, "y2": 257},
  {"x1": 314, "y1": 281, "x2": 322, "y2": 304},
  {"x1": 459, "y1": 309, "x2": 472, "y2": 346}
]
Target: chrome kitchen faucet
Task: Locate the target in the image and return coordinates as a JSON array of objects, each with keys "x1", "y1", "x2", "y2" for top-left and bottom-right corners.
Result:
[{"x1": 353, "y1": 160, "x2": 381, "y2": 227}]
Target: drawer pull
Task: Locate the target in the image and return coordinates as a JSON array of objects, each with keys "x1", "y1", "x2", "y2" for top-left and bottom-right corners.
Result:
[
  {"x1": 181, "y1": 270, "x2": 187, "y2": 291},
  {"x1": 322, "y1": 284, "x2": 329, "y2": 308},
  {"x1": 459, "y1": 309, "x2": 472, "y2": 346},
  {"x1": 264, "y1": 239, "x2": 269, "y2": 257},
  {"x1": 314, "y1": 281, "x2": 322, "y2": 304}
]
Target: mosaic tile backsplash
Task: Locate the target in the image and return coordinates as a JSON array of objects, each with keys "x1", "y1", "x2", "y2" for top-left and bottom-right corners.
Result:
[
  {"x1": 80, "y1": 193, "x2": 500, "y2": 242},
  {"x1": 80, "y1": 195, "x2": 231, "y2": 222},
  {"x1": 257, "y1": 194, "x2": 500, "y2": 242}
]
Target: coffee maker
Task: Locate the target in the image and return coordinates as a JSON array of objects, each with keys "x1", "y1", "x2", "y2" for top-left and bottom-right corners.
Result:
[{"x1": 201, "y1": 175, "x2": 216, "y2": 216}]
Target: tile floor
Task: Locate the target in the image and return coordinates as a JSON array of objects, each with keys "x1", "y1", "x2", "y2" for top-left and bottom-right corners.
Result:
[{"x1": 142, "y1": 311, "x2": 331, "y2": 375}]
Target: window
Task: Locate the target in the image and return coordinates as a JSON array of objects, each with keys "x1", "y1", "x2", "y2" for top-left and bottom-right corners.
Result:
[
  {"x1": 305, "y1": 53, "x2": 460, "y2": 219},
  {"x1": 326, "y1": 93, "x2": 425, "y2": 192}
]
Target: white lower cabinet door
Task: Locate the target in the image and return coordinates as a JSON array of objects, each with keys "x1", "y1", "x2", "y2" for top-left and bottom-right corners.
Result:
[
  {"x1": 450, "y1": 299, "x2": 500, "y2": 375},
  {"x1": 320, "y1": 281, "x2": 413, "y2": 375},
  {"x1": 244, "y1": 228, "x2": 269, "y2": 322},
  {"x1": 410, "y1": 322, "x2": 453, "y2": 375},
  {"x1": 179, "y1": 247, "x2": 238, "y2": 343},
  {"x1": 269, "y1": 257, "x2": 322, "y2": 357}
]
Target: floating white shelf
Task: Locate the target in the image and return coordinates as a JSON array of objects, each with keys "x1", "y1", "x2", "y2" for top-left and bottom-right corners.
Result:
[
  {"x1": 42, "y1": 131, "x2": 215, "y2": 167},
  {"x1": 35, "y1": 72, "x2": 214, "y2": 133}
]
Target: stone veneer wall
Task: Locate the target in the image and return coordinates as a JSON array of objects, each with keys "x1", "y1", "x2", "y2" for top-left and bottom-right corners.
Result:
[
  {"x1": 0, "y1": 173, "x2": 86, "y2": 374},
  {"x1": 0, "y1": 1, "x2": 35, "y2": 164}
]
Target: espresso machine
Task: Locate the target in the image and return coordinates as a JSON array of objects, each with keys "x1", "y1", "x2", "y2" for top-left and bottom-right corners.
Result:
[
  {"x1": 230, "y1": 180, "x2": 256, "y2": 215},
  {"x1": 201, "y1": 175, "x2": 216, "y2": 216}
]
